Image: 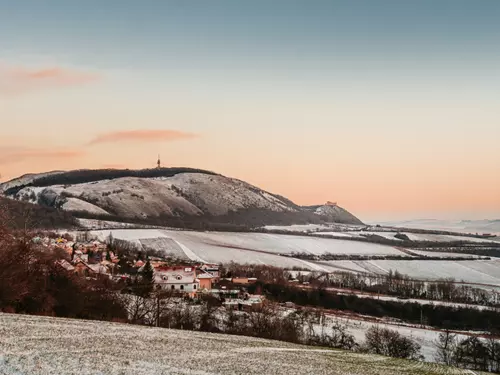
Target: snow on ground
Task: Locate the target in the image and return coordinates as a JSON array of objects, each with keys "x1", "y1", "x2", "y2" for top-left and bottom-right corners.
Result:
[
  {"x1": 329, "y1": 288, "x2": 498, "y2": 311},
  {"x1": 0, "y1": 313, "x2": 480, "y2": 375},
  {"x1": 264, "y1": 224, "x2": 335, "y2": 232},
  {"x1": 351, "y1": 260, "x2": 500, "y2": 286},
  {"x1": 309, "y1": 260, "x2": 500, "y2": 288},
  {"x1": 378, "y1": 219, "x2": 500, "y2": 236},
  {"x1": 321, "y1": 315, "x2": 472, "y2": 362},
  {"x1": 409, "y1": 250, "x2": 482, "y2": 258},
  {"x1": 0, "y1": 171, "x2": 63, "y2": 193},
  {"x1": 315, "y1": 231, "x2": 365, "y2": 238},
  {"x1": 263, "y1": 223, "x2": 364, "y2": 233},
  {"x1": 158, "y1": 230, "x2": 405, "y2": 257},
  {"x1": 87, "y1": 229, "x2": 500, "y2": 286},
  {"x1": 316, "y1": 230, "x2": 497, "y2": 244},
  {"x1": 89, "y1": 229, "x2": 405, "y2": 267},
  {"x1": 77, "y1": 218, "x2": 162, "y2": 230},
  {"x1": 9, "y1": 173, "x2": 301, "y2": 219},
  {"x1": 403, "y1": 233, "x2": 497, "y2": 244},
  {"x1": 62, "y1": 197, "x2": 110, "y2": 215}
]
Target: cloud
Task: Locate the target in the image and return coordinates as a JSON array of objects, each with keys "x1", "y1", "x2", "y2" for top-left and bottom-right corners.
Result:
[
  {"x1": 0, "y1": 63, "x2": 100, "y2": 96},
  {"x1": 0, "y1": 146, "x2": 85, "y2": 166},
  {"x1": 88, "y1": 129, "x2": 199, "y2": 145}
]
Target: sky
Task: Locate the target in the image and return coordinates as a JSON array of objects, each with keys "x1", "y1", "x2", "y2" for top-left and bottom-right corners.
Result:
[{"x1": 0, "y1": 0, "x2": 499, "y2": 221}]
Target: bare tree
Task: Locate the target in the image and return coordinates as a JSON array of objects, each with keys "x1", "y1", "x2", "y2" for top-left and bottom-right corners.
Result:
[
  {"x1": 364, "y1": 326, "x2": 422, "y2": 360},
  {"x1": 434, "y1": 330, "x2": 457, "y2": 366}
]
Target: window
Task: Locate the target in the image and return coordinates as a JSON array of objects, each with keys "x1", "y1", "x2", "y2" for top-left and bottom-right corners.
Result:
[
  {"x1": 176, "y1": 275, "x2": 182, "y2": 280},
  {"x1": 193, "y1": 285, "x2": 197, "y2": 290},
  {"x1": 171, "y1": 285, "x2": 175, "y2": 290},
  {"x1": 163, "y1": 276, "x2": 168, "y2": 281},
  {"x1": 180, "y1": 285, "x2": 184, "y2": 290}
]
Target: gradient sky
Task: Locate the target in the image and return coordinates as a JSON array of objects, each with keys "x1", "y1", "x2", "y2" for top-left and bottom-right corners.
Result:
[{"x1": 1, "y1": 0, "x2": 499, "y2": 221}]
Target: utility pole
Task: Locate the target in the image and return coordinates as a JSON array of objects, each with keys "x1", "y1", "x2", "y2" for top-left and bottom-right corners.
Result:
[{"x1": 156, "y1": 292, "x2": 160, "y2": 327}]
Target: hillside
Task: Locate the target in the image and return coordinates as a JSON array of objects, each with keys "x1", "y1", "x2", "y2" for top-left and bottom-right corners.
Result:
[
  {"x1": 0, "y1": 196, "x2": 77, "y2": 230},
  {"x1": 303, "y1": 203, "x2": 364, "y2": 225},
  {"x1": 0, "y1": 168, "x2": 363, "y2": 227},
  {"x1": 0, "y1": 313, "x2": 480, "y2": 375}
]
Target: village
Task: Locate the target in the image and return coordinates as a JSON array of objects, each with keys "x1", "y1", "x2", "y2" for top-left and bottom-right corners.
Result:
[{"x1": 39, "y1": 232, "x2": 266, "y2": 314}]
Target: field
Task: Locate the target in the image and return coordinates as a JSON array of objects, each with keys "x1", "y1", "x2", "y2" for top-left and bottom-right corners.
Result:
[
  {"x1": 308, "y1": 314, "x2": 475, "y2": 362},
  {"x1": 0, "y1": 313, "x2": 484, "y2": 375},
  {"x1": 87, "y1": 229, "x2": 500, "y2": 287},
  {"x1": 264, "y1": 224, "x2": 499, "y2": 243},
  {"x1": 90, "y1": 229, "x2": 408, "y2": 270},
  {"x1": 319, "y1": 259, "x2": 500, "y2": 286}
]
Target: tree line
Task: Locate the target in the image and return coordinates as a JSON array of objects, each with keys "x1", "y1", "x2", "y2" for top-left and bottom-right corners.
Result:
[
  {"x1": 3, "y1": 168, "x2": 217, "y2": 196},
  {"x1": 435, "y1": 330, "x2": 500, "y2": 372},
  {"x1": 300, "y1": 269, "x2": 500, "y2": 307},
  {"x1": 246, "y1": 281, "x2": 500, "y2": 332}
]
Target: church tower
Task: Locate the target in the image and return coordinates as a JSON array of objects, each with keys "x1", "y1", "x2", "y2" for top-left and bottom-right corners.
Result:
[{"x1": 157, "y1": 154, "x2": 161, "y2": 169}]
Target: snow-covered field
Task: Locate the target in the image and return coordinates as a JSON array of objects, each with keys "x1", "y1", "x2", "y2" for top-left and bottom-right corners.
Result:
[
  {"x1": 267, "y1": 224, "x2": 498, "y2": 244},
  {"x1": 318, "y1": 231, "x2": 498, "y2": 244},
  {"x1": 402, "y1": 233, "x2": 497, "y2": 244},
  {"x1": 320, "y1": 259, "x2": 500, "y2": 287},
  {"x1": 319, "y1": 315, "x2": 472, "y2": 362},
  {"x1": 329, "y1": 288, "x2": 498, "y2": 311},
  {"x1": 0, "y1": 313, "x2": 480, "y2": 375},
  {"x1": 378, "y1": 219, "x2": 500, "y2": 236},
  {"x1": 87, "y1": 229, "x2": 500, "y2": 286},
  {"x1": 263, "y1": 223, "x2": 364, "y2": 233},
  {"x1": 90, "y1": 228, "x2": 407, "y2": 270}
]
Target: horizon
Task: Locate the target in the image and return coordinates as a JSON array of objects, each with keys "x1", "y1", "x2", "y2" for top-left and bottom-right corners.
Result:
[{"x1": 1, "y1": 0, "x2": 499, "y2": 221}]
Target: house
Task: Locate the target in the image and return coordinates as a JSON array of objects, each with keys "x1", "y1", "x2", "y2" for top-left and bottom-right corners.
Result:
[
  {"x1": 72, "y1": 250, "x2": 89, "y2": 263},
  {"x1": 56, "y1": 259, "x2": 75, "y2": 272},
  {"x1": 153, "y1": 266, "x2": 199, "y2": 297},
  {"x1": 199, "y1": 264, "x2": 220, "y2": 280},
  {"x1": 197, "y1": 273, "x2": 214, "y2": 290},
  {"x1": 72, "y1": 260, "x2": 110, "y2": 279},
  {"x1": 223, "y1": 295, "x2": 265, "y2": 311}
]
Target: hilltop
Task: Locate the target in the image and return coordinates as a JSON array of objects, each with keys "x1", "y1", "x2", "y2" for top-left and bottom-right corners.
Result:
[
  {"x1": 0, "y1": 168, "x2": 363, "y2": 228},
  {"x1": 0, "y1": 313, "x2": 481, "y2": 375},
  {"x1": 303, "y1": 202, "x2": 364, "y2": 225}
]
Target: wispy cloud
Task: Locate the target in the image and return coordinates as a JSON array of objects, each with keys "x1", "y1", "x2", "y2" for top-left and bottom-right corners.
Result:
[
  {"x1": 0, "y1": 63, "x2": 100, "y2": 96},
  {"x1": 88, "y1": 129, "x2": 199, "y2": 145},
  {"x1": 0, "y1": 146, "x2": 85, "y2": 165}
]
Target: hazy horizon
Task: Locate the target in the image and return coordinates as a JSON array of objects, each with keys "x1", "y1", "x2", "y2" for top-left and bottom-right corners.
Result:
[{"x1": 1, "y1": 0, "x2": 499, "y2": 221}]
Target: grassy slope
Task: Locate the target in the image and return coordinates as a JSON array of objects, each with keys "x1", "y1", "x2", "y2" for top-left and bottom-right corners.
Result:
[
  {"x1": 0, "y1": 313, "x2": 483, "y2": 375},
  {"x1": 0, "y1": 196, "x2": 77, "y2": 230}
]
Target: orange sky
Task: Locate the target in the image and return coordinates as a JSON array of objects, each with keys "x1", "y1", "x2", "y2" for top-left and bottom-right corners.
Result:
[{"x1": 1, "y1": 1, "x2": 500, "y2": 221}]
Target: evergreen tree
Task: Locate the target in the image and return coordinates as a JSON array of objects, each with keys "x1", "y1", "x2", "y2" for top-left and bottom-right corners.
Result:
[
  {"x1": 107, "y1": 232, "x2": 114, "y2": 250},
  {"x1": 138, "y1": 259, "x2": 154, "y2": 297}
]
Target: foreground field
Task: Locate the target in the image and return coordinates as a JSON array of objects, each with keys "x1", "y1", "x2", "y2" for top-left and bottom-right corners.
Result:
[{"x1": 0, "y1": 313, "x2": 483, "y2": 375}]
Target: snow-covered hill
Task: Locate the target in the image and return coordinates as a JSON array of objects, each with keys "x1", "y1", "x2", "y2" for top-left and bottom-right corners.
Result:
[
  {"x1": 0, "y1": 168, "x2": 362, "y2": 226},
  {"x1": 303, "y1": 203, "x2": 364, "y2": 225}
]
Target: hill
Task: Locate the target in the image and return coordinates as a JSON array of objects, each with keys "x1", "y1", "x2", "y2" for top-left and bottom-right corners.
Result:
[
  {"x1": 0, "y1": 313, "x2": 480, "y2": 375},
  {"x1": 303, "y1": 203, "x2": 364, "y2": 225},
  {"x1": 0, "y1": 196, "x2": 77, "y2": 230},
  {"x1": 0, "y1": 168, "x2": 363, "y2": 227}
]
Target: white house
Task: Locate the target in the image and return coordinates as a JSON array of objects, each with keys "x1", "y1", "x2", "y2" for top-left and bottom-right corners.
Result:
[{"x1": 154, "y1": 266, "x2": 199, "y2": 297}]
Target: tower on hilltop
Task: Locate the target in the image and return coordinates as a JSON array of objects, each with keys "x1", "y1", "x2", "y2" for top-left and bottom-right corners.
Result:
[{"x1": 157, "y1": 154, "x2": 161, "y2": 169}]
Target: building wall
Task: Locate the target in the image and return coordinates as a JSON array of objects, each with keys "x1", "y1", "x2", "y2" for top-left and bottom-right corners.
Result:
[
  {"x1": 199, "y1": 278, "x2": 212, "y2": 290},
  {"x1": 232, "y1": 277, "x2": 250, "y2": 284},
  {"x1": 157, "y1": 282, "x2": 199, "y2": 297}
]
